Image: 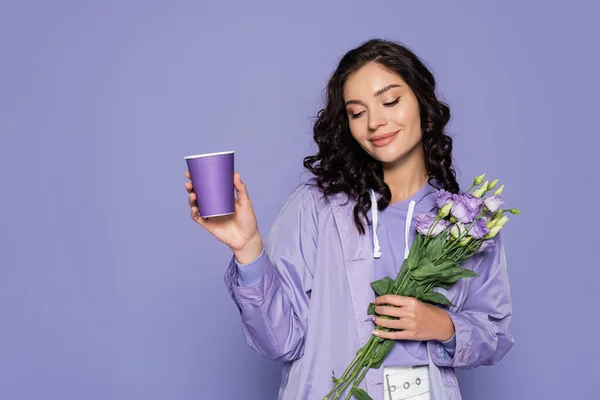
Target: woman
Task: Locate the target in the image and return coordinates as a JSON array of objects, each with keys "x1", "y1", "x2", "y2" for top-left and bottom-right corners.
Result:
[{"x1": 184, "y1": 39, "x2": 513, "y2": 400}]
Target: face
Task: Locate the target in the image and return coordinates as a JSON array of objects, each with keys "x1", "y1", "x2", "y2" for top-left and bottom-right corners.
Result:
[{"x1": 343, "y1": 62, "x2": 423, "y2": 165}]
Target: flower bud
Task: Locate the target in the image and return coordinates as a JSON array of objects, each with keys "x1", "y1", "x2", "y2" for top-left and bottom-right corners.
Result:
[
  {"x1": 438, "y1": 201, "x2": 453, "y2": 218},
  {"x1": 496, "y1": 215, "x2": 509, "y2": 228},
  {"x1": 459, "y1": 237, "x2": 472, "y2": 246},
  {"x1": 472, "y1": 181, "x2": 489, "y2": 198},
  {"x1": 493, "y1": 184, "x2": 505, "y2": 196},
  {"x1": 484, "y1": 225, "x2": 502, "y2": 239},
  {"x1": 509, "y1": 208, "x2": 522, "y2": 214},
  {"x1": 488, "y1": 179, "x2": 499, "y2": 190},
  {"x1": 473, "y1": 173, "x2": 486, "y2": 186},
  {"x1": 450, "y1": 223, "x2": 464, "y2": 239}
]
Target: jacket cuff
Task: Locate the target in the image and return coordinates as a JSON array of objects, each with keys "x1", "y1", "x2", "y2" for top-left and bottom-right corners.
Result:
[
  {"x1": 235, "y1": 250, "x2": 265, "y2": 287},
  {"x1": 439, "y1": 333, "x2": 456, "y2": 357},
  {"x1": 223, "y1": 252, "x2": 278, "y2": 304},
  {"x1": 428, "y1": 311, "x2": 471, "y2": 367}
]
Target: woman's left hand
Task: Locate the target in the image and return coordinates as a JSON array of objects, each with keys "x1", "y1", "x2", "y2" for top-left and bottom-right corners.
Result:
[{"x1": 372, "y1": 295, "x2": 455, "y2": 342}]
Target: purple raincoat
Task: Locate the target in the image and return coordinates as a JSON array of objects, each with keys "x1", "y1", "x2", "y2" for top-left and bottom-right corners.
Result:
[{"x1": 224, "y1": 183, "x2": 514, "y2": 399}]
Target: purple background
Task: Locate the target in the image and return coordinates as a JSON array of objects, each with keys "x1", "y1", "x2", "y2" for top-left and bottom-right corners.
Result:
[{"x1": 1, "y1": 1, "x2": 597, "y2": 399}]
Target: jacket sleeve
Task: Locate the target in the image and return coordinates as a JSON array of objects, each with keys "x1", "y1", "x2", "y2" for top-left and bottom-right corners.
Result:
[
  {"x1": 428, "y1": 233, "x2": 514, "y2": 369},
  {"x1": 223, "y1": 184, "x2": 320, "y2": 362}
]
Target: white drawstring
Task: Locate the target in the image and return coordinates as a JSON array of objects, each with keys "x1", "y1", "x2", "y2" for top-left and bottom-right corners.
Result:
[
  {"x1": 404, "y1": 200, "x2": 416, "y2": 260},
  {"x1": 370, "y1": 189, "x2": 382, "y2": 258},
  {"x1": 369, "y1": 189, "x2": 417, "y2": 260}
]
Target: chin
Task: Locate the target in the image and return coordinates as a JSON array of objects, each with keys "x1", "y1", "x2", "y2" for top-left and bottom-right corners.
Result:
[{"x1": 369, "y1": 146, "x2": 410, "y2": 164}]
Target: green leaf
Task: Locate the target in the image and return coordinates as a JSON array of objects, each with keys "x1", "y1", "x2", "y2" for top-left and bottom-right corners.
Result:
[
  {"x1": 371, "y1": 276, "x2": 394, "y2": 296},
  {"x1": 398, "y1": 234, "x2": 423, "y2": 278},
  {"x1": 351, "y1": 387, "x2": 374, "y2": 400},
  {"x1": 400, "y1": 286, "x2": 418, "y2": 298},
  {"x1": 410, "y1": 232, "x2": 424, "y2": 254},
  {"x1": 436, "y1": 282, "x2": 454, "y2": 290},
  {"x1": 395, "y1": 256, "x2": 414, "y2": 286},
  {"x1": 438, "y1": 267, "x2": 479, "y2": 284},
  {"x1": 411, "y1": 259, "x2": 470, "y2": 284},
  {"x1": 420, "y1": 291, "x2": 455, "y2": 307},
  {"x1": 395, "y1": 234, "x2": 425, "y2": 286},
  {"x1": 426, "y1": 233, "x2": 447, "y2": 260},
  {"x1": 367, "y1": 302, "x2": 376, "y2": 315},
  {"x1": 370, "y1": 339, "x2": 395, "y2": 369},
  {"x1": 435, "y1": 259, "x2": 459, "y2": 271},
  {"x1": 412, "y1": 257, "x2": 435, "y2": 273},
  {"x1": 411, "y1": 259, "x2": 442, "y2": 281}
]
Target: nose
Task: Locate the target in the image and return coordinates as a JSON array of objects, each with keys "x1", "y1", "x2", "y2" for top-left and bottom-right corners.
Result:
[{"x1": 368, "y1": 110, "x2": 387, "y2": 131}]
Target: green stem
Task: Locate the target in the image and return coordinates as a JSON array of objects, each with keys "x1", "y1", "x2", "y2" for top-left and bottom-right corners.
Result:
[
  {"x1": 456, "y1": 234, "x2": 485, "y2": 260},
  {"x1": 337, "y1": 348, "x2": 363, "y2": 382},
  {"x1": 326, "y1": 358, "x2": 360, "y2": 399},
  {"x1": 455, "y1": 239, "x2": 478, "y2": 259},
  {"x1": 334, "y1": 369, "x2": 358, "y2": 399},
  {"x1": 345, "y1": 361, "x2": 373, "y2": 400},
  {"x1": 417, "y1": 279, "x2": 438, "y2": 301},
  {"x1": 325, "y1": 336, "x2": 378, "y2": 399},
  {"x1": 433, "y1": 209, "x2": 485, "y2": 264},
  {"x1": 334, "y1": 340, "x2": 376, "y2": 398}
]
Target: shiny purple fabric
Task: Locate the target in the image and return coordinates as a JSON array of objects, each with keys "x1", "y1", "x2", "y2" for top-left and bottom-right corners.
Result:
[{"x1": 224, "y1": 184, "x2": 514, "y2": 399}]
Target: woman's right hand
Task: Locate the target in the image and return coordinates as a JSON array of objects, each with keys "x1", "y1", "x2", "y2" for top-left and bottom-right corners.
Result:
[{"x1": 185, "y1": 171, "x2": 263, "y2": 264}]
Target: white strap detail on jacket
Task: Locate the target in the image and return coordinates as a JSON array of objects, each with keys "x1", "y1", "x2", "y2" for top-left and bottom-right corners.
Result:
[
  {"x1": 369, "y1": 189, "x2": 417, "y2": 260},
  {"x1": 370, "y1": 189, "x2": 382, "y2": 258},
  {"x1": 404, "y1": 200, "x2": 416, "y2": 260}
]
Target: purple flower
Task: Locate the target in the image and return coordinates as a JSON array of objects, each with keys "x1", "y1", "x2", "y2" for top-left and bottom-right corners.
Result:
[
  {"x1": 415, "y1": 213, "x2": 449, "y2": 237},
  {"x1": 478, "y1": 239, "x2": 495, "y2": 252},
  {"x1": 415, "y1": 214, "x2": 435, "y2": 235},
  {"x1": 451, "y1": 193, "x2": 483, "y2": 224},
  {"x1": 436, "y1": 189, "x2": 454, "y2": 208},
  {"x1": 464, "y1": 194, "x2": 484, "y2": 215},
  {"x1": 468, "y1": 218, "x2": 490, "y2": 239},
  {"x1": 484, "y1": 195, "x2": 504, "y2": 213}
]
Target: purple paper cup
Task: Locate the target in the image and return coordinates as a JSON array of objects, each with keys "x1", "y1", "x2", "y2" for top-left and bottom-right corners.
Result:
[{"x1": 185, "y1": 150, "x2": 235, "y2": 218}]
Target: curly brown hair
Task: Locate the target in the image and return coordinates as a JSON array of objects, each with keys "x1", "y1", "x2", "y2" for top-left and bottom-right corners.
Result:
[{"x1": 303, "y1": 38, "x2": 459, "y2": 234}]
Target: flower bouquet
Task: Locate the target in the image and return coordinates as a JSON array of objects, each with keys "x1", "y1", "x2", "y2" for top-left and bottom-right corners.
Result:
[{"x1": 324, "y1": 173, "x2": 521, "y2": 400}]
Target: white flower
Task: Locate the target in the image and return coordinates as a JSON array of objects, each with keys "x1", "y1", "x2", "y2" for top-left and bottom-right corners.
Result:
[{"x1": 484, "y1": 195, "x2": 504, "y2": 213}]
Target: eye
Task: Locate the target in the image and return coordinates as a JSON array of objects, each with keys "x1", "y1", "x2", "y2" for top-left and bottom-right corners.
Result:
[
  {"x1": 383, "y1": 97, "x2": 400, "y2": 107},
  {"x1": 350, "y1": 111, "x2": 365, "y2": 119}
]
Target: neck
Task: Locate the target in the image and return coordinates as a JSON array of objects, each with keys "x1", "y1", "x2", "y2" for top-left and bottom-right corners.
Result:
[{"x1": 382, "y1": 145, "x2": 428, "y2": 204}]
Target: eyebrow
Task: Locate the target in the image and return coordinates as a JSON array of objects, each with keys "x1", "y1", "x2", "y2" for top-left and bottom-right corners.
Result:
[{"x1": 345, "y1": 84, "x2": 402, "y2": 106}]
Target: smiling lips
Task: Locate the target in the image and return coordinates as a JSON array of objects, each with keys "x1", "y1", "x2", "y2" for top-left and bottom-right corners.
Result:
[{"x1": 369, "y1": 130, "x2": 400, "y2": 147}]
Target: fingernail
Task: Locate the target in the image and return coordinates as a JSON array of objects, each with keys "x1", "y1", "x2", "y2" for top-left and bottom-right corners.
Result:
[{"x1": 372, "y1": 330, "x2": 381, "y2": 336}]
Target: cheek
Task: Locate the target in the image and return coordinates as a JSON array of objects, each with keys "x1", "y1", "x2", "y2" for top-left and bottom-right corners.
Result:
[
  {"x1": 348, "y1": 120, "x2": 368, "y2": 142},
  {"x1": 392, "y1": 103, "x2": 420, "y2": 127}
]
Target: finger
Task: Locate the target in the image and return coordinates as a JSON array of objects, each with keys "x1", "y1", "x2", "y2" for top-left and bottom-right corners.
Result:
[
  {"x1": 190, "y1": 207, "x2": 211, "y2": 228},
  {"x1": 233, "y1": 172, "x2": 251, "y2": 207},
  {"x1": 185, "y1": 181, "x2": 193, "y2": 193},
  {"x1": 185, "y1": 171, "x2": 190, "y2": 179},
  {"x1": 190, "y1": 206, "x2": 202, "y2": 223},
  {"x1": 372, "y1": 329, "x2": 415, "y2": 341},
  {"x1": 374, "y1": 305, "x2": 412, "y2": 319},
  {"x1": 375, "y1": 295, "x2": 418, "y2": 307},
  {"x1": 372, "y1": 316, "x2": 412, "y2": 331},
  {"x1": 188, "y1": 192, "x2": 197, "y2": 208}
]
